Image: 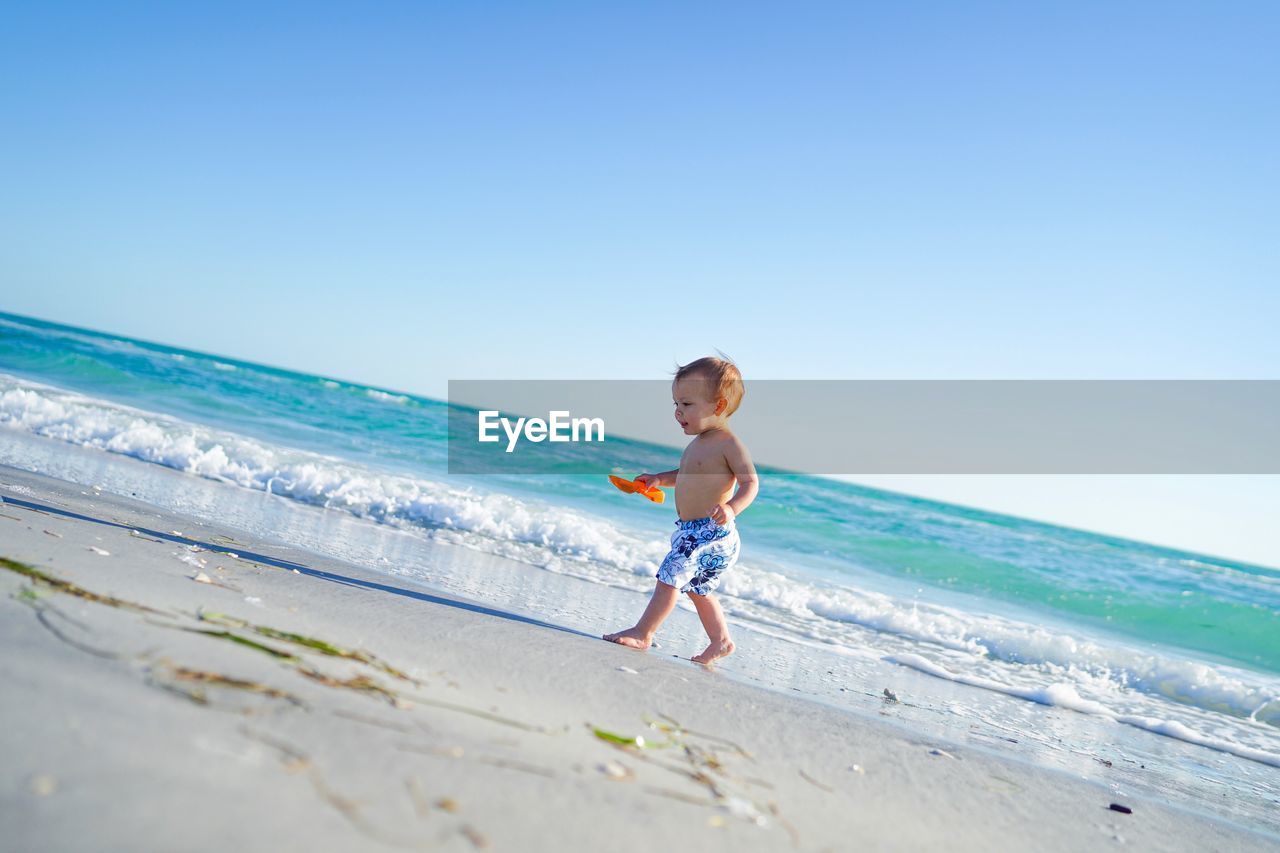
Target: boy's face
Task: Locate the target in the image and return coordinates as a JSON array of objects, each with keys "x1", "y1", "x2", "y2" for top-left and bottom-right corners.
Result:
[{"x1": 672, "y1": 376, "x2": 724, "y2": 435}]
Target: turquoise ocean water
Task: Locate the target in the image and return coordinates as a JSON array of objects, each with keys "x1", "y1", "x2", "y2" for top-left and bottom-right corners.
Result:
[{"x1": 1, "y1": 311, "x2": 1277, "y2": 835}]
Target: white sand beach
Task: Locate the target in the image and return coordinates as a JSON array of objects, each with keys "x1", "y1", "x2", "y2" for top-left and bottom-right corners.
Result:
[{"x1": 1, "y1": 465, "x2": 1274, "y2": 851}]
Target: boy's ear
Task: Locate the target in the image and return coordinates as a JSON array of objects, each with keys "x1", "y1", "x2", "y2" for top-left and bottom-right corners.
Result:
[{"x1": 714, "y1": 397, "x2": 727, "y2": 416}]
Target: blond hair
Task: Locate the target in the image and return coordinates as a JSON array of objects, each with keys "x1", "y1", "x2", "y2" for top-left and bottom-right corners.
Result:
[{"x1": 673, "y1": 355, "x2": 745, "y2": 417}]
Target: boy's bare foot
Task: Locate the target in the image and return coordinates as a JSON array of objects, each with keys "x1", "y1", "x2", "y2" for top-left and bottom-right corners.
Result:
[
  {"x1": 602, "y1": 627, "x2": 651, "y2": 650},
  {"x1": 691, "y1": 638, "x2": 735, "y2": 665}
]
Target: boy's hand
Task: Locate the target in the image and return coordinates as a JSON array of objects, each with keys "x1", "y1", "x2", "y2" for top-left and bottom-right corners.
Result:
[
  {"x1": 710, "y1": 503, "x2": 735, "y2": 525},
  {"x1": 635, "y1": 473, "x2": 659, "y2": 488}
]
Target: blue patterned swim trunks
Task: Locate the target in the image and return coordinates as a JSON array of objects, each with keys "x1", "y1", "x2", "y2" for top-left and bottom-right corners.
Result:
[{"x1": 656, "y1": 516, "x2": 740, "y2": 595}]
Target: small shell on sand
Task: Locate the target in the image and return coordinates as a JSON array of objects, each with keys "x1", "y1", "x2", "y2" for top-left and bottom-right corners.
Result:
[
  {"x1": 599, "y1": 760, "x2": 633, "y2": 780},
  {"x1": 722, "y1": 796, "x2": 768, "y2": 826}
]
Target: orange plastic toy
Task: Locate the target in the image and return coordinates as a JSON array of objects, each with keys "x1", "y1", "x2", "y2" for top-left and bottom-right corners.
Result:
[{"x1": 608, "y1": 474, "x2": 665, "y2": 504}]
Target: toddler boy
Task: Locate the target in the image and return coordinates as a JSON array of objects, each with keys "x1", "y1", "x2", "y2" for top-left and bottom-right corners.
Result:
[{"x1": 603, "y1": 356, "x2": 758, "y2": 664}]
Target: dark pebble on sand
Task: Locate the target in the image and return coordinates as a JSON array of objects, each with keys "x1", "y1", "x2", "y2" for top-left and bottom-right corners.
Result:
[{"x1": 1108, "y1": 803, "x2": 1132, "y2": 814}]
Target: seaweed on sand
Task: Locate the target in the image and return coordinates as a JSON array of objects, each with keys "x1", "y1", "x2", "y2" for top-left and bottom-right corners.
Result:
[
  {"x1": 166, "y1": 666, "x2": 306, "y2": 707},
  {"x1": 592, "y1": 713, "x2": 789, "y2": 837},
  {"x1": 174, "y1": 626, "x2": 300, "y2": 661},
  {"x1": 645, "y1": 712, "x2": 754, "y2": 759},
  {"x1": 0, "y1": 557, "x2": 163, "y2": 614},
  {"x1": 197, "y1": 610, "x2": 416, "y2": 683},
  {"x1": 146, "y1": 664, "x2": 306, "y2": 709},
  {"x1": 296, "y1": 669, "x2": 403, "y2": 706},
  {"x1": 165, "y1": 621, "x2": 413, "y2": 707},
  {"x1": 590, "y1": 725, "x2": 678, "y2": 750}
]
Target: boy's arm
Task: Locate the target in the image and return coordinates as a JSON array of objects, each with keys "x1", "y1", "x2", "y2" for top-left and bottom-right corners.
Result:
[
  {"x1": 724, "y1": 439, "x2": 758, "y2": 518},
  {"x1": 639, "y1": 469, "x2": 679, "y2": 488}
]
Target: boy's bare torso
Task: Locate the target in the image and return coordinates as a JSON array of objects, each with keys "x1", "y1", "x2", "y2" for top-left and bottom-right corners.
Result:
[{"x1": 675, "y1": 428, "x2": 737, "y2": 520}]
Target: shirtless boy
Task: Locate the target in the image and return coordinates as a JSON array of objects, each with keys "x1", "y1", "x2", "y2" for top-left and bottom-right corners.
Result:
[{"x1": 603, "y1": 356, "x2": 759, "y2": 665}]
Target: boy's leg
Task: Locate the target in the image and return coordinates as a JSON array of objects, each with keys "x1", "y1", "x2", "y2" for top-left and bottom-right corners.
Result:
[
  {"x1": 686, "y1": 591, "x2": 735, "y2": 664},
  {"x1": 602, "y1": 580, "x2": 680, "y2": 650}
]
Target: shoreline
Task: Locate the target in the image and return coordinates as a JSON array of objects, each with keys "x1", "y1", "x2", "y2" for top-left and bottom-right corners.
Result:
[
  {"x1": 1, "y1": 465, "x2": 1276, "y2": 850},
  {"x1": 2, "y1": 400, "x2": 1276, "y2": 794}
]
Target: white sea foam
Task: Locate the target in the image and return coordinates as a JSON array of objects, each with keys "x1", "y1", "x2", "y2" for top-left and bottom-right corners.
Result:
[
  {"x1": 886, "y1": 653, "x2": 1280, "y2": 767},
  {"x1": 366, "y1": 388, "x2": 410, "y2": 404},
  {"x1": 0, "y1": 373, "x2": 662, "y2": 569},
  {"x1": 3, "y1": 371, "x2": 1278, "y2": 766}
]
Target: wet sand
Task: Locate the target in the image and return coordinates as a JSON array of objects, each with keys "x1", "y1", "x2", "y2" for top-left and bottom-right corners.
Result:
[{"x1": 0, "y1": 466, "x2": 1273, "y2": 852}]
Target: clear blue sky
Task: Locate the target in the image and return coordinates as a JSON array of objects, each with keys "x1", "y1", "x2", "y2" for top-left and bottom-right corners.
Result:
[
  {"x1": 2, "y1": 3, "x2": 1278, "y2": 564},
  {"x1": 3, "y1": 2, "x2": 1277, "y2": 390}
]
